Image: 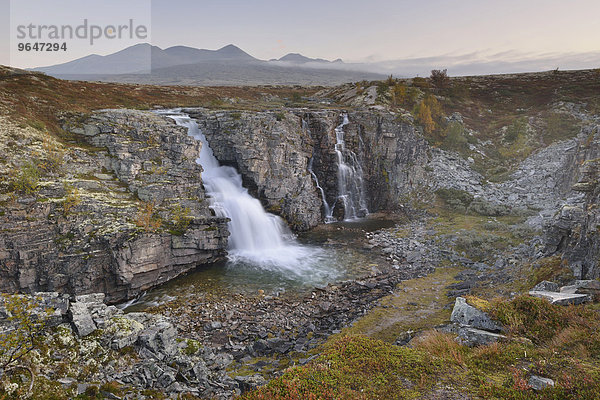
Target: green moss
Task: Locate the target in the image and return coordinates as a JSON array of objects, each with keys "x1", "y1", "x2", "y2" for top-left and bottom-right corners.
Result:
[
  {"x1": 526, "y1": 256, "x2": 574, "y2": 287},
  {"x1": 435, "y1": 188, "x2": 474, "y2": 212},
  {"x1": 182, "y1": 338, "x2": 202, "y2": 356},
  {"x1": 243, "y1": 295, "x2": 600, "y2": 400},
  {"x1": 341, "y1": 267, "x2": 460, "y2": 343}
]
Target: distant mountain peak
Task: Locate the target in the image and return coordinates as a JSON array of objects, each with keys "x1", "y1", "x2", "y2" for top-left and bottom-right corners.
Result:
[
  {"x1": 278, "y1": 53, "x2": 342, "y2": 64},
  {"x1": 219, "y1": 44, "x2": 241, "y2": 51}
]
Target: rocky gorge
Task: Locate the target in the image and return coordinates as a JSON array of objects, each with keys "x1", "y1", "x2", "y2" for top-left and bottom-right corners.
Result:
[{"x1": 1, "y1": 67, "x2": 600, "y2": 398}]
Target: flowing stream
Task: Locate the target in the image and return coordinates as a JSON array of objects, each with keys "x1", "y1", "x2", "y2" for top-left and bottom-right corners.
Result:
[
  {"x1": 124, "y1": 110, "x2": 389, "y2": 311},
  {"x1": 168, "y1": 112, "x2": 336, "y2": 281},
  {"x1": 331, "y1": 114, "x2": 369, "y2": 220}
]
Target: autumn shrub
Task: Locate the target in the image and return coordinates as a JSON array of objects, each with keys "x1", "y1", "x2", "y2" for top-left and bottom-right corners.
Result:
[
  {"x1": 430, "y1": 69, "x2": 450, "y2": 89},
  {"x1": 62, "y1": 184, "x2": 82, "y2": 216},
  {"x1": 9, "y1": 163, "x2": 39, "y2": 194},
  {"x1": 135, "y1": 202, "x2": 162, "y2": 233},
  {"x1": 168, "y1": 203, "x2": 193, "y2": 235}
]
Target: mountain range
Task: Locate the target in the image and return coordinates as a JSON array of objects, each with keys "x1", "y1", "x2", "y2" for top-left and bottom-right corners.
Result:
[{"x1": 33, "y1": 43, "x2": 384, "y2": 86}]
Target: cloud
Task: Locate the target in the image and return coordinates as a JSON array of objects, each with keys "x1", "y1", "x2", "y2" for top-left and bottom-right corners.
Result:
[{"x1": 270, "y1": 50, "x2": 600, "y2": 77}]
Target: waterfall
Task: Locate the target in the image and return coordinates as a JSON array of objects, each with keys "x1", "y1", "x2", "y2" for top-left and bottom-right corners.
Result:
[
  {"x1": 303, "y1": 118, "x2": 335, "y2": 224},
  {"x1": 308, "y1": 157, "x2": 335, "y2": 223},
  {"x1": 331, "y1": 114, "x2": 368, "y2": 220},
  {"x1": 168, "y1": 113, "x2": 327, "y2": 276}
]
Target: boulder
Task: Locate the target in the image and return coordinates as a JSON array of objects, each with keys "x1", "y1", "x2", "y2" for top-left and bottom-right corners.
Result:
[
  {"x1": 68, "y1": 302, "x2": 96, "y2": 337},
  {"x1": 560, "y1": 280, "x2": 600, "y2": 298},
  {"x1": 450, "y1": 297, "x2": 502, "y2": 332},
  {"x1": 236, "y1": 375, "x2": 267, "y2": 393},
  {"x1": 532, "y1": 281, "x2": 560, "y2": 292},
  {"x1": 528, "y1": 375, "x2": 555, "y2": 390},
  {"x1": 137, "y1": 320, "x2": 178, "y2": 359},
  {"x1": 457, "y1": 327, "x2": 507, "y2": 347},
  {"x1": 528, "y1": 290, "x2": 590, "y2": 305}
]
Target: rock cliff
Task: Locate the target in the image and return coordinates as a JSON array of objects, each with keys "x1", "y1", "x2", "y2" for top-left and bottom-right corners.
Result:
[
  {"x1": 543, "y1": 121, "x2": 600, "y2": 278},
  {"x1": 188, "y1": 108, "x2": 429, "y2": 229},
  {"x1": 0, "y1": 110, "x2": 228, "y2": 303}
]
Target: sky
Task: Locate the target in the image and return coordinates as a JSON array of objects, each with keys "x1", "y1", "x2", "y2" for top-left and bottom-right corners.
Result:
[{"x1": 1, "y1": 0, "x2": 599, "y2": 75}]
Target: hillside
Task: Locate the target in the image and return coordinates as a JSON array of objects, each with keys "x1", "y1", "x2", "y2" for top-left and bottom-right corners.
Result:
[{"x1": 1, "y1": 67, "x2": 600, "y2": 399}]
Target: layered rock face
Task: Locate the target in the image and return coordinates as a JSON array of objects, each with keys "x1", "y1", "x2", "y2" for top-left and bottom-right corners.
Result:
[
  {"x1": 189, "y1": 108, "x2": 322, "y2": 230},
  {"x1": 189, "y1": 108, "x2": 429, "y2": 229},
  {"x1": 543, "y1": 123, "x2": 600, "y2": 278},
  {"x1": 0, "y1": 110, "x2": 228, "y2": 303},
  {"x1": 306, "y1": 110, "x2": 430, "y2": 214}
]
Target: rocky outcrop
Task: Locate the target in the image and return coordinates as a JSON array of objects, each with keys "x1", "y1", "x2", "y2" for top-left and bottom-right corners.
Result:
[
  {"x1": 0, "y1": 292, "x2": 244, "y2": 398},
  {"x1": 305, "y1": 109, "x2": 430, "y2": 214},
  {"x1": 0, "y1": 110, "x2": 228, "y2": 303},
  {"x1": 188, "y1": 108, "x2": 321, "y2": 230},
  {"x1": 188, "y1": 108, "x2": 429, "y2": 228},
  {"x1": 543, "y1": 122, "x2": 600, "y2": 278},
  {"x1": 188, "y1": 105, "x2": 586, "y2": 230},
  {"x1": 429, "y1": 137, "x2": 583, "y2": 221}
]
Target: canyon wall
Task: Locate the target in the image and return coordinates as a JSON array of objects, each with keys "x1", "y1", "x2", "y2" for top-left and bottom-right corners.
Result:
[
  {"x1": 0, "y1": 110, "x2": 228, "y2": 303},
  {"x1": 189, "y1": 108, "x2": 430, "y2": 229}
]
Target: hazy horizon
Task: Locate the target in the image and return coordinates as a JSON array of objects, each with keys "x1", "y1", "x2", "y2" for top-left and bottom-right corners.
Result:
[{"x1": 2, "y1": 0, "x2": 599, "y2": 77}]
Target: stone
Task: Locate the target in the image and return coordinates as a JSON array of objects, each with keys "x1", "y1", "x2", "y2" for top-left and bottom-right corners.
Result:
[
  {"x1": 450, "y1": 297, "x2": 502, "y2": 331},
  {"x1": 137, "y1": 320, "x2": 178, "y2": 359},
  {"x1": 69, "y1": 302, "x2": 96, "y2": 337},
  {"x1": 560, "y1": 280, "x2": 600, "y2": 296},
  {"x1": 0, "y1": 110, "x2": 229, "y2": 304},
  {"x1": 57, "y1": 377, "x2": 76, "y2": 387},
  {"x1": 528, "y1": 290, "x2": 590, "y2": 305},
  {"x1": 158, "y1": 370, "x2": 177, "y2": 388},
  {"x1": 267, "y1": 337, "x2": 292, "y2": 354},
  {"x1": 528, "y1": 375, "x2": 555, "y2": 390},
  {"x1": 236, "y1": 374, "x2": 267, "y2": 393},
  {"x1": 457, "y1": 327, "x2": 507, "y2": 347},
  {"x1": 192, "y1": 361, "x2": 210, "y2": 385},
  {"x1": 532, "y1": 281, "x2": 560, "y2": 292},
  {"x1": 252, "y1": 339, "x2": 268, "y2": 354},
  {"x1": 75, "y1": 293, "x2": 106, "y2": 304}
]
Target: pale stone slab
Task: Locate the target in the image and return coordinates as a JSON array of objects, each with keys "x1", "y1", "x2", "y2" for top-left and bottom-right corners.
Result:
[{"x1": 528, "y1": 290, "x2": 589, "y2": 305}]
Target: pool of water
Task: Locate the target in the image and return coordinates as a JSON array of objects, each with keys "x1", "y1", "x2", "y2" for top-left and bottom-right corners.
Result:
[{"x1": 124, "y1": 216, "x2": 396, "y2": 312}]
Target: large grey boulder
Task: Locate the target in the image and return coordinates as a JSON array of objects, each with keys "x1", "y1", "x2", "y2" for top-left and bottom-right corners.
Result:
[
  {"x1": 560, "y1": 280, "x2": 600, "y2": 297},
  {"x1": 450, "y1": 297, "x2": 502, "y2": 332},
  {"x1": 68, "y1": 302, "x2": 97, "y2": 337},
  {"x1": 137, "y1": 320, "x2": 178, "y2": 359}
]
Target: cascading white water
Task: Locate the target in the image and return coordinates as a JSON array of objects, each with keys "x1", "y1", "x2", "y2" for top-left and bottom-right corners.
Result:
[
  {"x1": 308, "y1": 157, "x2": 335, "y2": 223},
  {"x1": 167, "y1": 112, "x2": 333, "y2": 280},
  {"x1": 331, "y1": 114, "x2": 368, "y2": 220},
  {"x1": 303, "y1": 118, "x2": 335, "y2": 224}
]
